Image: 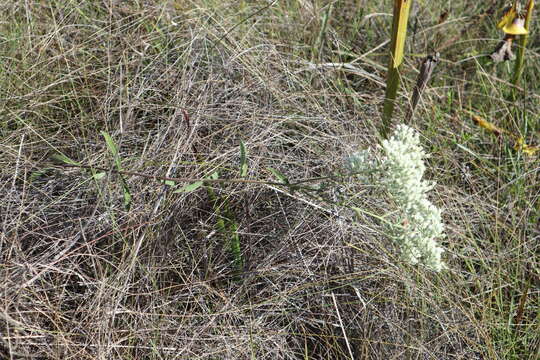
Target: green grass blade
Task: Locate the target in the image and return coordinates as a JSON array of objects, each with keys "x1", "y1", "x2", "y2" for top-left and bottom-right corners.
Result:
[
  {"x1": 121, "y1": 179, "x2": 132, "y2": 210},
  {"x1": 312, "y1": 3, "x2": 333, "y2": 62},
  {"x1": 267, "y1": 167, "x2": 289, "y2": 184},
  {"x1": 228, "y1": 221, "x2": 243, "y2": 272},
  {"x1": 239, "y1": 140, "x2": 248, "y2": 177},
  {"x1": 101, "y1": 131, "x2": 122, "y2": 169},
  {"x1": 101, "y1": 131, "x2": 132, "y2": 210},
  {"x1": 51, "y1": 153, "x2": 80, "y2": 166}
]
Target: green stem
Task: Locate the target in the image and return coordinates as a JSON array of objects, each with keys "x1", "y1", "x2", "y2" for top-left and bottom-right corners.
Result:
[
  {"x1": 381, "y1": 0, "x2": 413, "y2": 139},
  {"x1": 512, "y1": 0, "x2": 534, "y2": 86}
]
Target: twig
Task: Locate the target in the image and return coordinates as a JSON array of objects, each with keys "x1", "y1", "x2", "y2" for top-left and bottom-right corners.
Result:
[{"x1": 331, "y1": 292, "x2": 354, "y2": 360}]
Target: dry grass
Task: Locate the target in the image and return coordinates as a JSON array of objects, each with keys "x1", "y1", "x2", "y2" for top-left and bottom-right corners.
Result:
[{"x1": 1, "y1": 1, "x2": 539, "y2": 359}]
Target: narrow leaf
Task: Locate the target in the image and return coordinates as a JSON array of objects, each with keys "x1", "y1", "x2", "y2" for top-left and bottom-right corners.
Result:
[
  {"x1": 174, "y1": 181, "x2": 204, "y2": 193},
  {"x1": 121, "y1": 179, "x2": 132, "y2": 210},
  {"x1": 101, "y1": 131, "x2": 118, "y2": 158},
  {"x1": 229, "y1": 221, "x2": 243, "y2": 271},
  {"x1": 92, "y1": 172, "x2": 107, "y2": 180},
  {"x1": 162, "y1": 180, "x2": 177, "y2": 186},
  {"x1": 352, "y1": 207, "x2": 364, "y2": 220},
  {"x1": 239, "y1": 140, "x2": 248, "y2": 177},
  {"x1": 101, "y1": 131, "x2": 131, "y2": 209},
  {"x1": 51, "y1": 153, "x2": 80, "y2": 166},
  {"x1": 381, "y1": 0, "x2": 413, "y2": 138},
  {"x1": 471, "y1": 115, "x2": 506, "y2": 136},
  {"x1": 101, "y1": 131, "x2": 122, "y2": 169},
  {"x1": 391, "y1": 0, "x2": 412, "y2": 69},
  {"x1": 29, "y1": 168, "x2": 54, "y2": 182},
  {"x1": 267, "y1": 167, "x2": 289, "y2": 184}
]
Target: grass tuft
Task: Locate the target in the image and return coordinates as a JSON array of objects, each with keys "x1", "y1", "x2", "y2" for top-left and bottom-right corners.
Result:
[{"x1": 1, "y1": 1, "x2": 538, "y2": 359}]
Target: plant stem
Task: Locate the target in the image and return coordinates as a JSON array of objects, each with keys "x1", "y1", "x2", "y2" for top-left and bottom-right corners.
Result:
[
  {"x1": 381, "y1": 0, "x2": 413, "y2": 139},
  {"x1": 512, "y1": 0, "x2": 534, "y2": 86}
]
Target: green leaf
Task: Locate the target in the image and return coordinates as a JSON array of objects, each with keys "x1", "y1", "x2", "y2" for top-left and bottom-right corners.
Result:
[
  {"x1": 101, "y1": 131, "x2": 131, "y2": 209},
  {"x1": 351, "y1": 207, "x2": 364, "y2": 220},
  {"x1": 216, "y1": 217, "x2": 226, "y2": 235},
  {"x1": 51, "y1": 153, "x2": 80, "y2": 166},
  {"x1": 228, "y1": 221, "x2": 243, "y2": 271},
  {"x1": 29, "y1": 168, "x2": 54, "y2": 182},
  {"x1": 121, "y1": 179, "x2": 132, "y2": 210},
  {"x1": 160, "y1": 180, "x2": 177, "y2": 186},
  {"x1": 101, "y1": 131, "x2": 122, "y2": 170},
  {"x1": 101, "y1": 131, "x2": 118, "y2": 158},
  {"x1": 239, "y1": 140, "x2": 248, "y2": 177},
  {"x1": 267, "y1": 167, "x2": 289, "y2": 184},
  {"x1": 92, "y1": 172, "x2": 107, "y2": 180},
  {"x1": 174, "y1": 180, "x2": 204, "y2": 193}
]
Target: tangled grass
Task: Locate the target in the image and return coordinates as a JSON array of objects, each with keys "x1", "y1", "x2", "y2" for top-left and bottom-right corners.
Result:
[{"x1": 1, "y1": 1, "x2": 538, "y2": 359}]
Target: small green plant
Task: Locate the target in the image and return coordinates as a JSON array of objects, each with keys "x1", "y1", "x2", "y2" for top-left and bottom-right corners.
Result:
[
  {"x1": 175, "y1": 142, "x2": 249, "y2": 274},
  {"x1": 52, "y1": 134, "x2": 132, "y2": 210},
  {"x1": 101, "y1": 131, "x2": 132, "y2": 210},
  {"x1": 205, "y1": 171, "x2": 244, "y2": 273}
]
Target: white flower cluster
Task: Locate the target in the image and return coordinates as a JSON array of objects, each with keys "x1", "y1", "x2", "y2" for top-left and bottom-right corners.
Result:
[{"x1": 348, "y1": 125, "x2": 446, "y2": 271}]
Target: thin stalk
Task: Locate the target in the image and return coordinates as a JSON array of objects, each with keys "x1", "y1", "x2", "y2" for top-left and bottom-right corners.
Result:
[
  {"x1": 512, "y1": 0, "x2": 534, "y2": 86},
  {"x1": 381, "y1": 0, "x2": 413, "y2": 139},
  {"x1": 57, "y1": 162, "x2": 347, "y2": 188},
  {"x1": 312, "y1": 3, "x2": 334, "y2": 62}
]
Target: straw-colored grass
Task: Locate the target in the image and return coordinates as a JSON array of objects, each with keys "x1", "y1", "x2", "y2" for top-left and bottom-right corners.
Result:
[{"x1": 1, "y1": 1, "x2": 538, "y2": 359}]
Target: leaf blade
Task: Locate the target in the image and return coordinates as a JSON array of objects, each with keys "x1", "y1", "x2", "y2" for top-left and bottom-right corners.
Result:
[
  {"x1": 174, "y1": 181, "x2": 204, "y2": 193},
  {"x1": 239, "y1": 140, "x2": 248, "y2": 178},
  {"x1": 267, "y1": 167, "x2": 289, "y2": 184}
]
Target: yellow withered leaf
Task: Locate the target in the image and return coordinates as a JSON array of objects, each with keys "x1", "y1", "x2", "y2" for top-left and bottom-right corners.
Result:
[
  {"x1": 469, "y1": 111, "x2": 538, "y2": 156},
  {"x1": 471, "y1": 115, "x2": 505, "y2": 136},
  {"x1": 514, "y1": 137, "x2": 540, "y2": 156}
]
